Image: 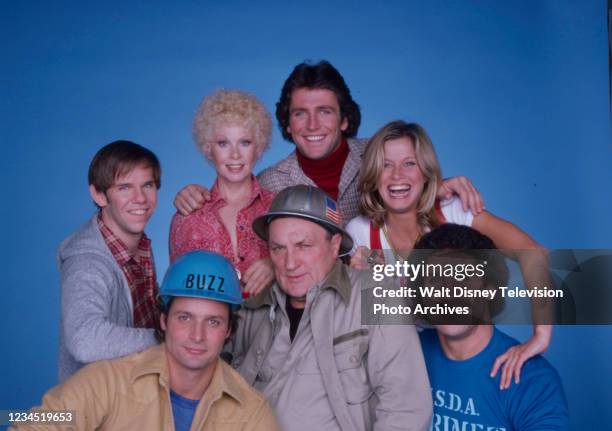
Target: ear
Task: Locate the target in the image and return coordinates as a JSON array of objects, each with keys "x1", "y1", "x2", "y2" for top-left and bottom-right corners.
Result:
[
  {"x1": 202, "y1": 142, "x2": 213, "y2": 160},
  {"x1": 160, "y1": 313, "x2": 167, "y2": 331},
  {"x1": 331, "y1": 233, "x2": 342, "y2": 256},
  {"x1": 340, "y1": 116, "x2": 349, "y2": 132},
  {"x1": 89, "y1": 185, "x2": 108, "y2": 208}
]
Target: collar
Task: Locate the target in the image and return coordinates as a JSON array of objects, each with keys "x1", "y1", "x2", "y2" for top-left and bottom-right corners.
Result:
[
  {"x1": 296, "y1": 138, "x2": 349, "y2": 176},
  {"x1": 209, "y1": 176, "x2": 266, "y2": 209},
  {"x1": 97, "y1": 213, "x2": 150, "y2": 265},
  {"x1": 245, "y1": 260, "x2": 351, "y2": 309},
  {"x1": 130, "y1": 344, "x2": 245, "y2": 406}
]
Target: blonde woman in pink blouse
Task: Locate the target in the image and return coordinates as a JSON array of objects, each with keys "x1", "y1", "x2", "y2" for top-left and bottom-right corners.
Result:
[{"x1": 169, "y1": 89, "x2": 275, "y2": 297}]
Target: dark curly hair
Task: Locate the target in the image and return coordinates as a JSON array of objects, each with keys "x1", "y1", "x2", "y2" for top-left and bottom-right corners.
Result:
[
  {"x1": 275, "y1": 60, "x2": 361, "y2": 143},
  {"x1": 413, "y1": 224, "x2": 509, "y2": 319}
]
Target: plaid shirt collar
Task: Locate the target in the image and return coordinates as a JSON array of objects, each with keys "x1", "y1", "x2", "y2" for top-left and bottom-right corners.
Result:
[{"x1": 97, "y1": 214, "x2": 151, "y2": 265}]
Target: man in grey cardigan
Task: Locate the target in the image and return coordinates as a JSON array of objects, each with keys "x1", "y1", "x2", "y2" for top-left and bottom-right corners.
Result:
[{"x1": 57, "y1": 140, "x2": 161, "y2": 382}]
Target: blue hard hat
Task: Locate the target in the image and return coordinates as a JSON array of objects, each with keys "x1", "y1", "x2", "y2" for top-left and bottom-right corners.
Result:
[{"x1": 159, "y1": 251, "x2": 243, "y2": 310}]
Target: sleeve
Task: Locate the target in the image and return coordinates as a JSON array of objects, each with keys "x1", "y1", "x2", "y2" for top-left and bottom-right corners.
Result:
[
  {"x1": 9, "y1": 363, "x2": 112, "y2": 431},
  {"x1": 368, "y1": 324, "x2": 433, "y2": 431},
  {"x1": 508, "y1": 361, "x2": 570, "y2": 431},
  {"x1": 439, "y1": 197, "x2": 474, "y2": 226},
  {"x1": 169, "y1": 211, "x2": 194, "y2": 263},
  {"x1": 60, "y1": 253, "x2": 156, "y2": 364},
  {"x1": 345, "y1": 216, "x2": 371, "y2": 253}
]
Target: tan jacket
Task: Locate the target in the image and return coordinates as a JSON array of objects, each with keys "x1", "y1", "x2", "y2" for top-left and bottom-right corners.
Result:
[
  {"x1": 232, "y1": 261, "x2": 433, "y2": 431},
  {"x1": 11, "y1": 345, "x2": 279, "y2": 431}
]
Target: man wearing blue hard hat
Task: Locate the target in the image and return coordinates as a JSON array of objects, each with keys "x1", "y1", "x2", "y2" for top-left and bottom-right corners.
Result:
[
  {"x1": 230, "y1": 185, "x2": 432, "y2": 431},
  {"x1": 11, "y1": 251, "x2": 279, "y2": 431}
]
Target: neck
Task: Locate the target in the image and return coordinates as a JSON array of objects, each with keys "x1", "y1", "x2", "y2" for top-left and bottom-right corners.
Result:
[
  {"x1": 100, "y1": 211, "x2": 141, "y2": 253},
  {"x1": 216, "y1": 176, "x2": 253, "y2": 204},
  {"x1": 437, "y1": 325, "x2": 494, "y2": 360},
  {"x1": 168, "y1": 357, "x2": 217, "y2": 400},
  {"x1": 384, "y1": 210, "x2": 420, "y2": 250},
  {"x1": 289, "y1": 296, "x2": 307, "y2": 309}
]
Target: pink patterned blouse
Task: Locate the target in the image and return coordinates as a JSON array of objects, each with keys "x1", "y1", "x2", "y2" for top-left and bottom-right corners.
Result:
[{"x1": 169, "y1": 178, "x2": 275, "y2": 275}]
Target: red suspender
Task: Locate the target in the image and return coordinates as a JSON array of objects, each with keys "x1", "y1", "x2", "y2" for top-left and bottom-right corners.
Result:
[
  {"x1": 370, "y1": 221, "x2": 383, "y2": 250},
  {"x1": 435, "y1": 199, "x2": 446, "y2": 223}
]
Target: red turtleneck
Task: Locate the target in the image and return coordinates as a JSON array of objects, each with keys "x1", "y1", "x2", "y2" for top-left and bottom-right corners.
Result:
[{"x1": 296, "y1": 138, "x2": 349, "y2": 201}]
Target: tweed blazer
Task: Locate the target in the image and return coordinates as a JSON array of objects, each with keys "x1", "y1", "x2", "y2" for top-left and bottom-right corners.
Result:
[{"x1": 257, "y1": 138, "x2": 367, "y2": 225}]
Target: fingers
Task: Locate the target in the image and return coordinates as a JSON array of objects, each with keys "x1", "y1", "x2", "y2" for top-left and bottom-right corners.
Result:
[
  {"x1": 350, "y1": 247, "x2": 371, "y2": 270},
  {"x1": 490, "y1": 352, "x2": 507, "y2": 379},
  {"x1": 242, "y1": 259, "x2": 274, "y2": 296},
  {"x1": 441, "y1": 176, "x2": 485, "y2": 215},
  {"x1": 173, "y1": 184, "x2": 210, "y2": 216},
  {"x1": 500, "y1": 350, "x2": 518, "y2": 390}
]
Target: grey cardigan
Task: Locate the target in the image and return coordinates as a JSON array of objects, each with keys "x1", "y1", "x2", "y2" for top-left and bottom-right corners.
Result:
[{"x1": 56, "y1": 215, "x2": 157, "y2": 382}]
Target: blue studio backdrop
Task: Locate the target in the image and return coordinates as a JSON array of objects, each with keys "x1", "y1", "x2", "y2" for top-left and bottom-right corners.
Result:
[{"x1": 2, "y1": 1, "x2": 611, "y2": 429}]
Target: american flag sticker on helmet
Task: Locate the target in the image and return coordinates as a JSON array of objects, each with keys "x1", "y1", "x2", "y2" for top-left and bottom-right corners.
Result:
[{"x1": 325, "y1": 196, "x2": 342, "y2": 225}]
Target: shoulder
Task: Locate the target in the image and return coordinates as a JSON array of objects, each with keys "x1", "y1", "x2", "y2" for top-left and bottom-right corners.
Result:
[
  {"x1": 257, "y1": 152, "x2": 298, "y2": 186},
  {"x1": 347, "y1": 137, "x2": 368, "y2": 154},
  {"x1": 345, "y1": 216, "x2": 371, "y2": 248},
  {"x1": 58, "y1": 218, "x2": 118, "y2": 275},
  {"x1": 438, "y1": 196, "x2": 474, "y2": 226},
  {"x1": 58, "y1": 216, "x2": 107, "y2": 258},
  {"x1": 219, "y1": 360, "x2": 269, "y2": 404},
  {"x1": 494, "y1": 329, "x2": 560, "y2": 382},
  {"x1": 346, "y1": 215, "x2": 370, "y2": 232}
]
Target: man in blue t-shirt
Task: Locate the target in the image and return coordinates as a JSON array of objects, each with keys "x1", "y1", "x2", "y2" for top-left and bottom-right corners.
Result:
[{"x1": 413, "y1": 224, "x2": 569, "y2": 431}]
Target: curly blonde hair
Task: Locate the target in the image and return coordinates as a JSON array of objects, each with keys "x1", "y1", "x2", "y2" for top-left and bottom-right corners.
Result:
[
  {"x1": 359, "y1": 120, "x2": 442, "y2": 230},
  {"x1": 193, "y1": 89, "x2": 272, "y2": 160}
]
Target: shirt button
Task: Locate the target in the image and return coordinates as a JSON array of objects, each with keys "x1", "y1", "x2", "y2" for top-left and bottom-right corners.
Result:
[
  {"x1": 239, "y1": 225, "x2": 245, "y2": 231},
  {"x1": 256, "y1": 348, "x2": 263, "y2": 356}
]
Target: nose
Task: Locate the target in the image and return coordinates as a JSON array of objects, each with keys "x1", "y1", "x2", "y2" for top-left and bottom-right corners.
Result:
[
  {"x1": 391, "y1": 165, "x2": 401, "y2": 180},
  {"x1": 132, "y1": 186, "x2": 147, "y2": 203},
  {"x1": 285, "y1": 248, "x2": 299, "y2": 271},
  {"x1": 306, "y1": 113, "x2": 319, "y2": 131},
  {"x1": 230, "y1": 143, "x2": 240, "y2": 159},
  {"x1": 189, "y1": 321, "x2": 205, "y2": 343}
]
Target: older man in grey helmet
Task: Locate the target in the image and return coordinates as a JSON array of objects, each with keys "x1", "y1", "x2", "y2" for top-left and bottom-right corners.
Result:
[{"x1": 229, "y1": 185, "x2": 432, "y2": 431}]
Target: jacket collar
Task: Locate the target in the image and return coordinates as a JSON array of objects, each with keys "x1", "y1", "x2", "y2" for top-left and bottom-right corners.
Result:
[
  {"x1": 130, "y1": 344, "x2": 245, "y2": 406},
  {"x1": 245, "y1": 260, "x2": 351, "y2": 309}
]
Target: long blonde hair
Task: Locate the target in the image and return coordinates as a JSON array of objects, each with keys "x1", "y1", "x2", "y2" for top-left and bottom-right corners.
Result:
[{"x1": 359, "y1": 120, "x2": 443, "y2": 230}]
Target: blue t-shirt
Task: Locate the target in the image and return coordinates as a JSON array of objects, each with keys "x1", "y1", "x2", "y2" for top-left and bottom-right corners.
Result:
[
  {"x1": 170, "y1": 389, "x2": 200, "y2": 431},
  {"x1": 419, "y1": 328, "x2": 569, "y2": 431}
]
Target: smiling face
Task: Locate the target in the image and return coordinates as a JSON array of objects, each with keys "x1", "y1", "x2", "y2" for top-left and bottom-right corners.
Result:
[
  {"x1": 377, "y1": 137, "x2": 426, "y2": 215},
  {"x1": 268, "y1": 217, "x2": 341, "y2": 306},
  {"x1": 161, "y1": 297, "x2": 230, "y2": 375},
  {"x1": 206, "y1": 124, "x2": 258, "y2": 186},
  {"x1": 89, "y1": 164, "x2": 157, "y2": 248},
  {"x1": 286, "y1": 88, "x2": 348, "y2": 160}
]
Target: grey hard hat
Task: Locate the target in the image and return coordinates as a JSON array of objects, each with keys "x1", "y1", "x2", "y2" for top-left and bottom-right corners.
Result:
[{"x1": 253, "y1": 185, "x2": 354, "y2": 256}]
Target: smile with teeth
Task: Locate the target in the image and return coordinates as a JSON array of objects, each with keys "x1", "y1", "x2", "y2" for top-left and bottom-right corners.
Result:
[
  {"x1": 388, "y1": 185, "x2": 411, "y2": 196},
  {"x1": 128, "y1": 209, "x2": 149, "y2": 216},
  {"x1": 226, "y1": 164, "x2": 245, "y2": 172},
  {"x1": 304, "y1": 135, "x2": 325, "y2": 142}
]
